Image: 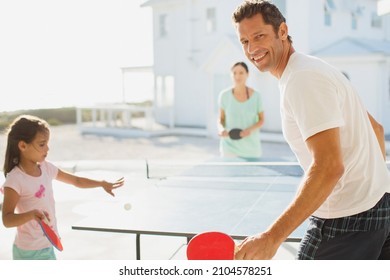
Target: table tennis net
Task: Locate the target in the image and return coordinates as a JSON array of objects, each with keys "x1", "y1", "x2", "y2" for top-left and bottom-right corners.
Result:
[
  {"x1": 147, "y1": 161, "x2": 390, "y2": 179},
  {"x1": 145, "y1": 160, "x2": 304, "y2": 179}
]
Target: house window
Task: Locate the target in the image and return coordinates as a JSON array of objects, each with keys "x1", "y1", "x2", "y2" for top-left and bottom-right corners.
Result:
[
  {"x1": 324, "y1": 0, "x2": 335, "y2": 26},
  {"x1": 371, "y1": 12, "x2": 382, "y2": 28},
  {"x1": 325, "y1": 0, "x2": 336, "y2": 10},
  {"x1": 351, "y1": 13, "x2": 358, "y2": 30},
  {"x1": 206, "y1": 7, "x2": 216, "y2": 33},
  {"x1": 156, "y1": 75, "x2": 174, "y2": 106},
  {"x1": 324, "y1": 5, "x2": 332, "y2": 26},
  {"x1": 159, "y1": 14, "x2": 168, "y2": 38}
]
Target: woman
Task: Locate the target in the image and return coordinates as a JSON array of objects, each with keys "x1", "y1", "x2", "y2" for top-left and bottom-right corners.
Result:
[{"x1": 218, "y1": 61, "x2": 264, "y2": 159}]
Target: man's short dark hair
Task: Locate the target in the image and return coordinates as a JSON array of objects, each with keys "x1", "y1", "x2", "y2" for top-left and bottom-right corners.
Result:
[{"x1": 232, "y1": 0, "x2": 292, "y2": 43}]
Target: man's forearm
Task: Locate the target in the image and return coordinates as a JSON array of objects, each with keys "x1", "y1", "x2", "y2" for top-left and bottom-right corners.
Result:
[{"x1": 267, "y1": 160, "x2": 344, "y2": 244}]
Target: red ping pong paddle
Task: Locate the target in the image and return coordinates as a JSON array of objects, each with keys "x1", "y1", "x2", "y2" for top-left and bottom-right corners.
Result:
[
  {"x1": 229, "y1": 128, "x2": 242, "y2": 140},
  {"x1": 187, "y1": 231, "x2": 236, "y2": 260},
  {"x1": 39, "y1": 214, "x2": 63, "y2": 251}
]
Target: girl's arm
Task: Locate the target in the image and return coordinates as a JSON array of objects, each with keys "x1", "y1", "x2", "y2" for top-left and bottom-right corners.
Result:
[
  {"x1": 2, "y1": 187, "x2": 47, "y2": 228},
  {"x1": 56, "y1": 169, "x2": 124, "y2": 197}
]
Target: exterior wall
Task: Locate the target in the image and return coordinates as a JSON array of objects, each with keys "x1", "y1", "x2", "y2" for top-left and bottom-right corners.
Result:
[
  {"x1": 143, "y1": 0, "x2": 390, "y2": 135},
  {"x1": 150, "y1": 0, "x2": 245, "y2": 128},
  {"x1": 316, "y1": 54, "x2": 390, "y2": 132}
]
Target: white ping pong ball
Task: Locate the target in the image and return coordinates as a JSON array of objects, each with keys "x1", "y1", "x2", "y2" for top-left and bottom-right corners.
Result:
[{"x1": 124, "y1": 203, "x2": 132, "y2": 211}]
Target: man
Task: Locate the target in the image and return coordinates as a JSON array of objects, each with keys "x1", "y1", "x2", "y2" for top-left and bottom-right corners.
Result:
[{"x1": 232, "y1": 0, "x2": 390, "y2": 260}]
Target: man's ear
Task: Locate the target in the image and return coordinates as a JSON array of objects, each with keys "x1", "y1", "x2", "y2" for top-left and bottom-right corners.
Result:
[{"x1": 278, "y1": 22, "x2": 289, "y2": 40}]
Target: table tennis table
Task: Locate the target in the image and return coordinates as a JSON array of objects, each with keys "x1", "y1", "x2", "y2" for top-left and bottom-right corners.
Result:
[
  {"x1": 72, "y1": 160, "x2": 310, "y2": 259},
  {"x1": 71, "y1": 161, "x2": 390, "y2": 260}
]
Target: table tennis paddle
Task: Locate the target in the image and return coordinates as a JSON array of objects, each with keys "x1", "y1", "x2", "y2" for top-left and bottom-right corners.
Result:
[
  {"x1": 187, "y1": 231, "x2": 236, "y2": 260},
  {"x1": 39, "y1": 213, "x2": 63, "y2": 251},
  {"x1": 229, "y1": 128, "x2": 242, "y2": 140}
]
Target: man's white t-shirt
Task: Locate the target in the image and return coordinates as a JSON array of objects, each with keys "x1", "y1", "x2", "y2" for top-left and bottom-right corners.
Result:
[{"x1": 279, "y1": 52, "x2": 390, "y2": 219}]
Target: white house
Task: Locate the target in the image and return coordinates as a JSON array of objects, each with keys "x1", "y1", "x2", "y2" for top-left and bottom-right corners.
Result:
[{"x1": 139, "y1": 0, "x2": 390, "y2": 138}]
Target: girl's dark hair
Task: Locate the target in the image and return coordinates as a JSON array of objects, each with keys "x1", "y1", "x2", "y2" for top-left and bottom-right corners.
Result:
[
  {"x1": 3, "y1": 115, "x2": 49, "y2": 176},
  {"x1": 231, "y1": 61, "x2": 249, "y2": 73},
  {"x1": 232, "y1": 0, "x2": 293, "y2": 43}
]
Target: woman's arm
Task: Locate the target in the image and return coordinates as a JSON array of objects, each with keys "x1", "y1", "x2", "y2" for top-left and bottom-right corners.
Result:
[
  {"x1": 241, "y1": 111, "x2": 265, "y2": 138},
  {"x1": 218, "y1": 108, "x2": 229, "y2": 137}
]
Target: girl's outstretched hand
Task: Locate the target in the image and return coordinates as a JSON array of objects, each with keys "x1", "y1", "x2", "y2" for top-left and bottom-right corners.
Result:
[{"x1": 101, "y1": 177, "x2": 125, "y2": 197}]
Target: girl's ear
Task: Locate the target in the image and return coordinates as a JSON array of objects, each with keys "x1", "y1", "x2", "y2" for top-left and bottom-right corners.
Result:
[{"x1": 18, "y1": 140, "x2": 27, "y2": 152}]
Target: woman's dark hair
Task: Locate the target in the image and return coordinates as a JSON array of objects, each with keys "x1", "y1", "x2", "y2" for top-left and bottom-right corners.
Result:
[
  {"x1": 232, "y1": 0, "x2": 293, "y2": 43},
  {"x1": 3, "y1": 115, "x2": 49, "y2": 176},
  {"x1": 231, "y1": 61, "x2": 249, "y2": 73}
]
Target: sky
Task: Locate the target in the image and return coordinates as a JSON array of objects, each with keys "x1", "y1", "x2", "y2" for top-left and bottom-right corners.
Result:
[{"x1": 0, "y1": 0, "x2": 153, "y2": 112}]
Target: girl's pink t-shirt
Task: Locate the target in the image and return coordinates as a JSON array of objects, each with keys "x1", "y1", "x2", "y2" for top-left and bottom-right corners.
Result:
[{"x1": 2, "y1": 161, "x2": 59, "y2": 250}]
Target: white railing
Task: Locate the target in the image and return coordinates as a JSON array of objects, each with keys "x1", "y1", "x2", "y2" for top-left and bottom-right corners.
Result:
[{"x1": 76, "y1": 103, "x2": 153, "y2": 131}]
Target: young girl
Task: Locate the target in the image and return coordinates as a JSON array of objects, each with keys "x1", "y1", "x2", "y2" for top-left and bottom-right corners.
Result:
[{"x1": 1, "y1": 115, "x2": 124, "y2": 260}]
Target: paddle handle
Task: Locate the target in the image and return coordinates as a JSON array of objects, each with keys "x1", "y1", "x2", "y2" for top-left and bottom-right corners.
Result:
[{"x1": 41, "y1": 211, "x2": 50, "y2": 226}]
